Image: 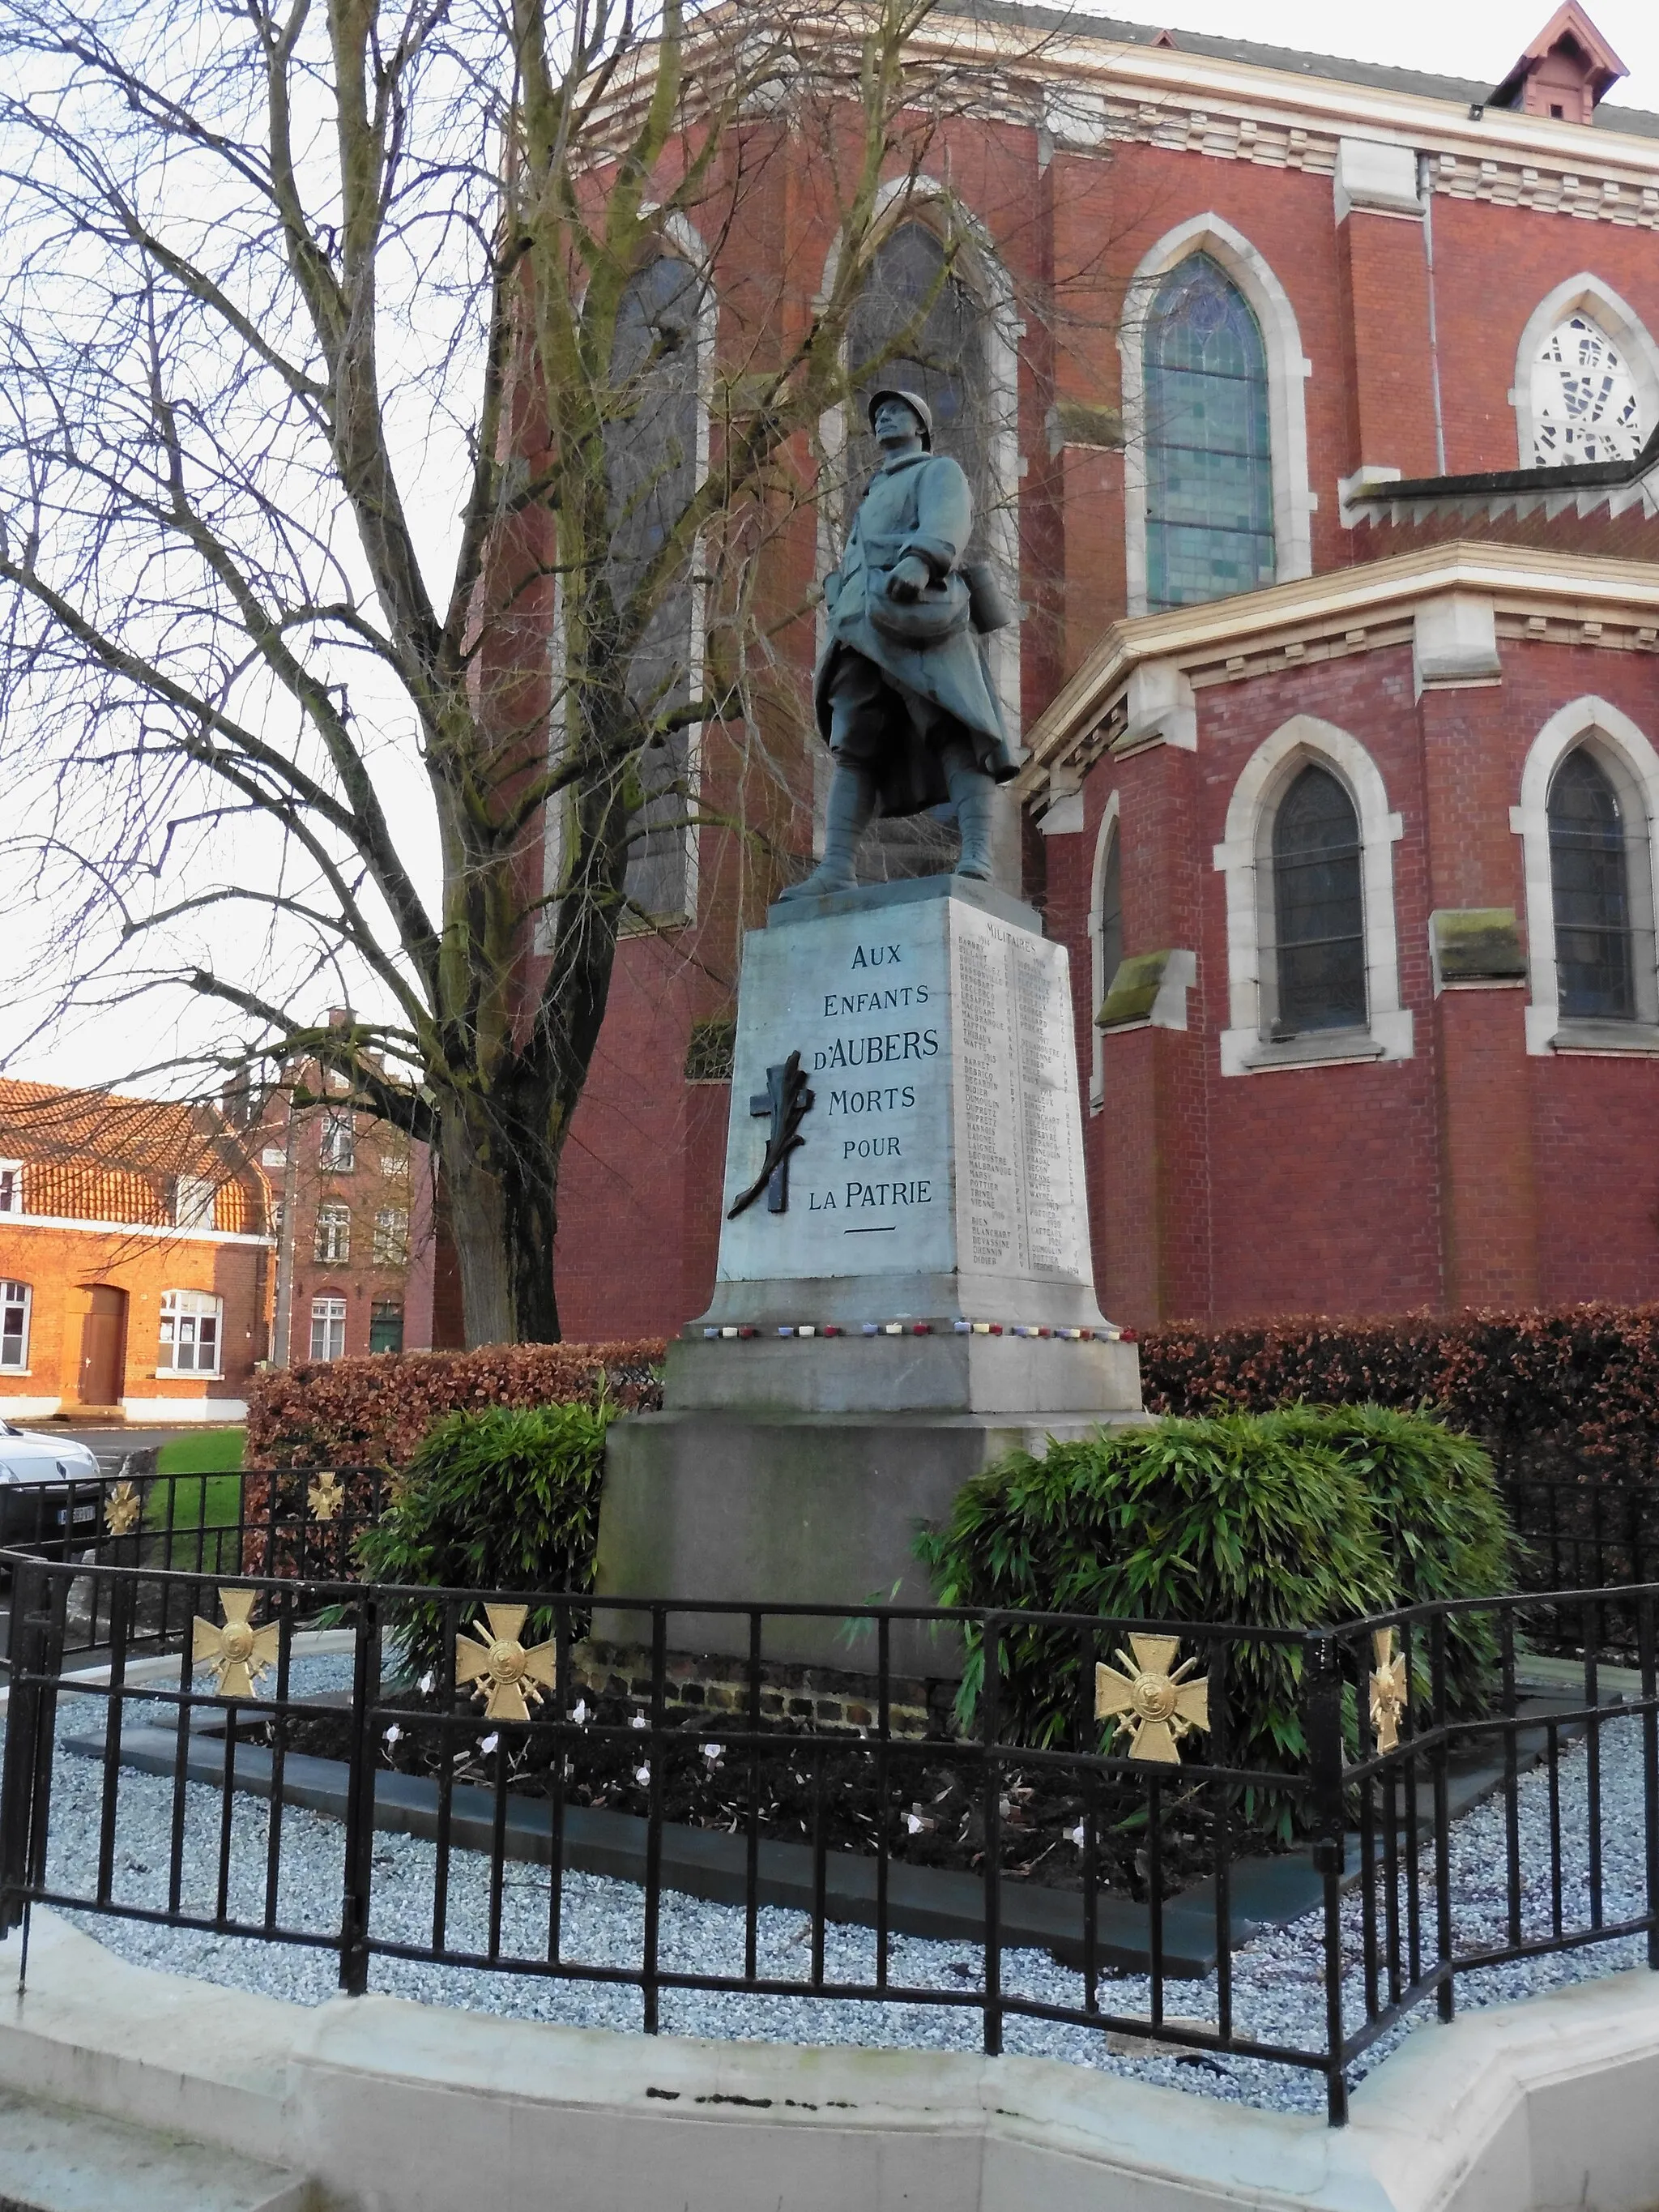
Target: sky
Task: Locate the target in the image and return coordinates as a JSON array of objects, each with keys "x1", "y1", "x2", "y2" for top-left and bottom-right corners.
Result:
[
  {"x1": 1127, "y1": 0, "x2": 1659, "y2": 110},
  {"x1": 5, "y1": 0, "x2": 1657, "y2": 1100}
]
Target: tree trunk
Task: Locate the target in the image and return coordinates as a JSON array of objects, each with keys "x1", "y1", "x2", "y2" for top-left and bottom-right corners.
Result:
[{"x1": 438, "y1": 1086, "x2": 565, "y2": 1347}]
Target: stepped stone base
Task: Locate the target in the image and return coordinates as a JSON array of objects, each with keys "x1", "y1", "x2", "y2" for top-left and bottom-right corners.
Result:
[{"x1": 595, "y1": 1405, "x2": 1139, "y2": 1674}]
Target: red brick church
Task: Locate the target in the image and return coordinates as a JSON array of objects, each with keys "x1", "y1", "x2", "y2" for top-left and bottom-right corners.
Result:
[{"x1": 539, "y1": 2, "x2": 1659, "y2": 1338}]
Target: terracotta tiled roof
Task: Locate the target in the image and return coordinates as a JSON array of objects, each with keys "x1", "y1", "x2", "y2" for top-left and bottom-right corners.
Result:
[{"x1": 0, "y1": 1078, "x2": 266, "y2": 1235}]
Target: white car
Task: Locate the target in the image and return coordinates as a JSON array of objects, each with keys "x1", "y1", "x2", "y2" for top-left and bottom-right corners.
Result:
[{"x1": 0, "y1": 1422, "x2": 104, "y2": 1552}]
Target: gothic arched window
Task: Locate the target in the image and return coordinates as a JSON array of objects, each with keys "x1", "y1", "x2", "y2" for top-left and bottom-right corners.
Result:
[
  {"x1": 842, "y1": 216, "x2": 996, "y2": 880},
  {"x1": 1270, "y1": 765, "x2": 1366, "y2": 1036},
  {"x1": 1530, "y1": 314, "x2": 1643, "y2": 466},
  {"x1": 1549, "y1": 747, "x2": 1638, "y2": 1018},
  {"x1": 846, "y1": 219, "x2": 992, "y2": 516},
  {"x1": 607, "y1": 253, "x2": 702, "y2": 920},
  {"x1": 1096, "y1": 824, "x2": 1124, "y2": 1014},
  {"x1": 1145, "y1": 254, "x2": 1274, "y2": 613}
]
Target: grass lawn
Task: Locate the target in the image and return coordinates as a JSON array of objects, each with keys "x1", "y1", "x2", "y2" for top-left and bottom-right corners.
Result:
[
  {"x1": 152, "y1": 1428, "x2": 245, "y2": 1534},
  {"x1": 156, "y1": 1429, "x2": 245, "y2": 1477}
]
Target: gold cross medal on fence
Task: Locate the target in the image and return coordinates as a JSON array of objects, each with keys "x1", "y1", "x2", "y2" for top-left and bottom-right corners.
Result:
[
  {"x1": 454, "y1": 1604, "x2": 559, "y2": 1723},
  {"x1": 1369, "y1": 1629, "x2": 1409, "y2": 1753},
  {"x1": 104, "y1": 1480, "x2": 141, "y2": 1538},
  {"x1": 193, "y1": 1589, "x2": 281, "y2": 1699},
  {"x1": 307, "y1": 1471, "x2": 344, "y2": 1522},
  {"x1": 1095, "y1": 1635, "x2": 1211, "y2": 1764}
]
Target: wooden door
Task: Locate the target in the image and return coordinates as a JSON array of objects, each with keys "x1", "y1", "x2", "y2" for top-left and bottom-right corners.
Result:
[{"x1": 77, "y1": 1286, "x2": 127, "y2": 1407}]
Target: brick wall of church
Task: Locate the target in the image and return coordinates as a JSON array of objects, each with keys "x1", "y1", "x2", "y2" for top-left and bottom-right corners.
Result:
[
  {"x1": 528, "y1": 46, "x2": 1659, "y2": 1339},
  {"x1": 1043, "y1": 636, "x2": 1659, "y2": 1329}
]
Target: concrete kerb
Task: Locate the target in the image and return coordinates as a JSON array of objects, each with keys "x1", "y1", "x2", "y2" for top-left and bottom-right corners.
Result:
[{"x1": 2, "y1": 1907, "x2": 1659, "y2": 2210}]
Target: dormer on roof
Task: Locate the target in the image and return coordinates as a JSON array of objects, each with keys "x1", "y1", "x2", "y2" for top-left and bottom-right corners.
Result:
[{"x1": 1489, "y1": 2, "x2": 1627, "y2": 125}]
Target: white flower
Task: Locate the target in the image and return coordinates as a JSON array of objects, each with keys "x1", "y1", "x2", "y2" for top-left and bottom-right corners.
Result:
[
  {"x1": 480, "y1": 1732, "x2": 500, "y2": 1754},
  {"x1": 570, "y1": 1698, "x2": 589, "y2": 1726},
  {"x1": 629, "y1": 1712, "x2": 648, "y2": 1731},
  {"x1": 634, "y1": 1764, "x2": 651, "y2": 1787},
  {"x1": 702, "y1": 1742, "x2": 723, "y2": 1762},
  {"x1": 382, "y1": 1723, "x2": 403, "y2": 1746},
  {"x1": 417, "y1": 1672, "x2": 434, "y2": 1697}
]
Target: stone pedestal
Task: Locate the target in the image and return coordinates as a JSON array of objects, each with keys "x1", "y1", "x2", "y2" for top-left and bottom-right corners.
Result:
[{"x1": 595, "y1": 874, "x2": 1141, "y2": 1670}]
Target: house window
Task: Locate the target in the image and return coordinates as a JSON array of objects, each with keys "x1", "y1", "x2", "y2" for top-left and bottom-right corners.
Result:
[
  {"x1": 309, "y1": 1296, "x2": 348, "y2": 1362},
  {"x1": 319, "y1": 1109, "x2": 356, "y2": 1172},
  {"x1": 0, "y1": 1161, "x2": 20, "y2": 1214},
  {"x1": 372, "y1": 1207, "x2": 410, "y2": 1266},
  {"x1": 380, "y1": 1149, "x2": 409, "y2": 1179},
  {"x1": 1530, "y1": 314, "x2": 1643, "y2": 466},
  {"x1": 0, "y1": 1280, "x2": 32, "y2": 1371},
  {"x1": 1549, "y1": 747, "x2": 1649, "y2": 1020},
  {"x1": 1144, "y1": 254, "x2": 1274, "y2": 612},
  {"x1": 1270, "y1": 765, "x2": 1367, "y2": 1036},
  {"x1": 314, "y1": 1202, "x2": 352, "y2": 1263},
  {"x1": 173, "y1": 1174, "x2": 216, "y2": 1231},
  {"x1": 158, "y1": 1289, "x2": 221, "y2": 1375},
  {"x1": 369, "y1": 1299, "x2": 404, "y2": 1355}
]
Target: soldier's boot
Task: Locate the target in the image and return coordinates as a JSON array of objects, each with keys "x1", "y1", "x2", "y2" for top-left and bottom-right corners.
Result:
[
  {"x1": 945, "y1": 754, "x2": 998, "y2": 882},
  {"x1": 777, "y1": 763, "x2": 877, "y2": 901}
]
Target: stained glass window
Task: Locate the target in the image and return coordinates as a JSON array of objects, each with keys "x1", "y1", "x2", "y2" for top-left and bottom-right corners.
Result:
[
  {"x1": 847, "y1": 220, "x2": 992, "y2": 517},
  {"x1": 1145, "y1": 255, "x2": 1274, "y2": 612},
  {"x1": 1531, "y1": 315, "x2": 1642, "y2": 466},
  {"x1": 1271, "y1": 766, "x2": 1365, "y2": 1035},
  {"x1": 1550, "y1": 749, "x2": 1636, "y2": 1018},
  {"x1": 607, "y1": 254, "x2": 702, "y2": 920}
]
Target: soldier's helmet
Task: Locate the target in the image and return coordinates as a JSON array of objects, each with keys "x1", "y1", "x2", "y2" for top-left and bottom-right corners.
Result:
[{"x1": 866, "y1": 386, "x2": 933, "y2": 451}]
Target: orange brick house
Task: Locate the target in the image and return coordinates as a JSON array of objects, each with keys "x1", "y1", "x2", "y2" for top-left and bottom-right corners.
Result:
[{"x1": 0, "y1": 1080, "x2": 274, "y2": 1422}]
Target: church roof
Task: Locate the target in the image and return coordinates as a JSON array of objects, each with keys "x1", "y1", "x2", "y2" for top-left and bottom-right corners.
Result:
[{"x1": 962, "y1": 2, "x2": 1659, "y2": 140}]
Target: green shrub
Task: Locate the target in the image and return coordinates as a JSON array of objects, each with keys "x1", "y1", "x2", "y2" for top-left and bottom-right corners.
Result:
[
  {"x1": 353, "y1": 1402, "x2": 610, "y2": 1679},
  {"x1": 1262, "y1": 1403, "x2": 1514, "y2": 1715},
  {"x1": 917, "y1": 1413, "x2": 1393, "y2": 1837},
  {"x1": 916, "y1": 1407, "x2": 1516, "y2": 1842}
]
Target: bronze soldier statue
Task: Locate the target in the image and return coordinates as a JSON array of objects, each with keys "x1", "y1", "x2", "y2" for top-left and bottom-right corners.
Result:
[{"x1": 780, "y1": 386, "x2": 1016, "y2": 903}]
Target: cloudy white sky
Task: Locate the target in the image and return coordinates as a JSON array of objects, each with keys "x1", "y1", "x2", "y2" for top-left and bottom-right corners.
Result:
[{"x1": 4, "y1": 0, "x2": 1654, "y2": 1099}]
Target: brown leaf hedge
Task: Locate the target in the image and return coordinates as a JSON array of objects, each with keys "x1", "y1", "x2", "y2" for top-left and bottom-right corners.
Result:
[
  {"x1": 247, "y1": 1305, "x2": 1659, "y2": 1484},
  {"x1": 1139, "y1": 1305, "x2": 1659, "y2": 1480},
  {"x1": 245, "y1": 1341, "x2": 667, "y2": 1467}
]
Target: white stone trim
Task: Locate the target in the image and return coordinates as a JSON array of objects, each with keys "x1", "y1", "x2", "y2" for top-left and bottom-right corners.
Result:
[
  {"x1": 1120, "y1": 213, "x2": 1313, "y2": 619},
  {"x1": 118, "y1": 1396, "x2": 248, "y2": 1421},
  {"x1": 0, "y1": 1395, "x2": 62, "y2": 1420},
  {"x1": 1333, "y1": 138, "x2": 1421, "y2": 222},
  {"x1": 0, "y1": 1213, "x2": 269, "y2": 1248},
  {"x1": 1511, "y1": 694, "x2": 1659, "y2": 1055},
  {"x1": 1213, "y1": 715, "x2": 1410, "y2": 1076},
  {"x1": 1086, "y1": 788, "x2": 1120, "y2": 1108},
  {"x1": 1510, "y1": 275, "x2": 1659, "y2": 468},
  {"x1": 1413, "y1": 592, "x2": 1502, "y2": 694}
]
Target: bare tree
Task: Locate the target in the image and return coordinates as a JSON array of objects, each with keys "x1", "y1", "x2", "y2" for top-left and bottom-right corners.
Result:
[{"x1": 0, "y1": 0, "x2": 1069, "y2": 1343}]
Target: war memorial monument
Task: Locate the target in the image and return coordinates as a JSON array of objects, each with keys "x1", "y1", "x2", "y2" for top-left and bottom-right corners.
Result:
[{"x1": 597, "y1": 389, "x2": 1141, "y2": 1664}]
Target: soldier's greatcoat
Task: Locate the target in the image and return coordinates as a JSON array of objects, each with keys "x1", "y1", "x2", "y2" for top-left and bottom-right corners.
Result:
[{"x1": 814, "y1": 448, "x2": 1016, "y2": 818}]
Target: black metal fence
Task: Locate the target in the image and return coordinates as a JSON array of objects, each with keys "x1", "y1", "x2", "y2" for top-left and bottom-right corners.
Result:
[
  {"x1": 0, "y1": 1467, "x2": 388, "y2": 1657},
  {"x1": 2, "y1": 1553, "x2": 1655, "y2": 2125},
  {"x1": 3, "y1": 1463, "x2": 1655, "y2": 1659}
]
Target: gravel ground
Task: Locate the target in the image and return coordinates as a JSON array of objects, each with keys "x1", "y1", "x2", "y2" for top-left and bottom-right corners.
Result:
[{"x1": 16, "y1": 1665, "x2": 1654, "y2": 2117}]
